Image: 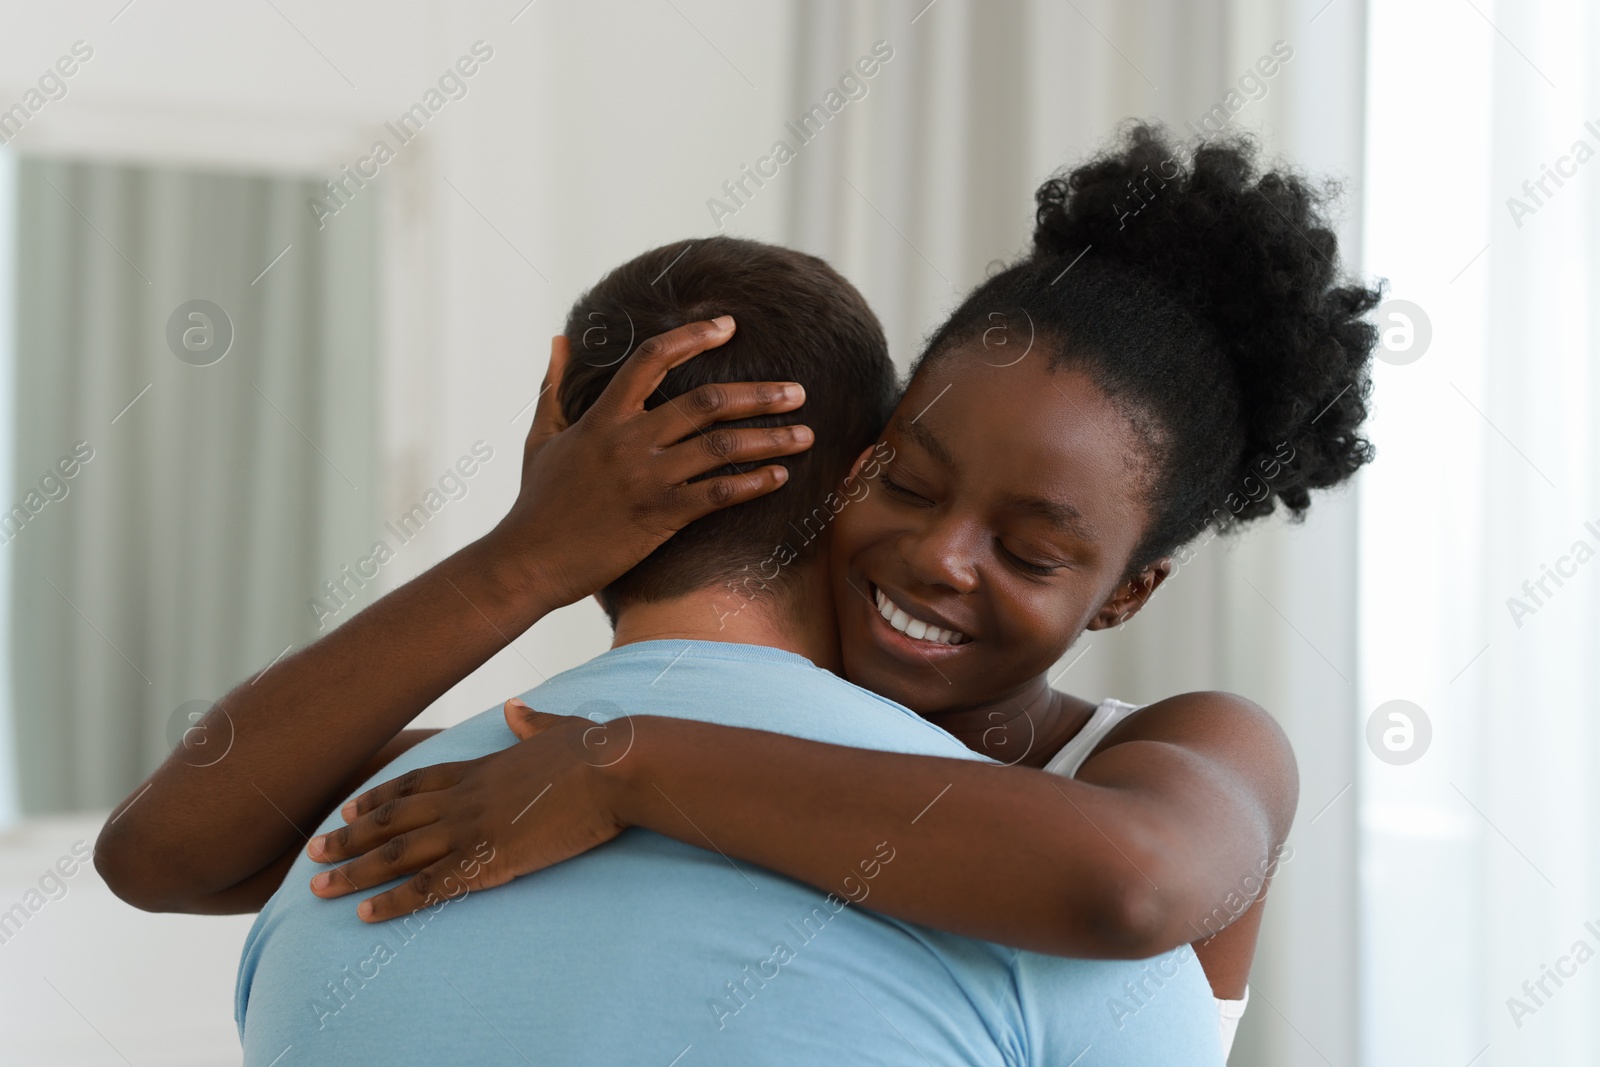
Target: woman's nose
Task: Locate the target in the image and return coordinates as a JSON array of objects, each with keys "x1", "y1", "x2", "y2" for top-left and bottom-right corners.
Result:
[{"x1": 898, "y1": 518, "x2": 980, "y2": 594}]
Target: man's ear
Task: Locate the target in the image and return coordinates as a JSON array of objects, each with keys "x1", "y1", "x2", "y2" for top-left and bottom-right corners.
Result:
[
  {"x1": 528, "y1": 336, "x2": 573, "y2": 446},
  {"x1": 1086, "y1": 557, "x2": 1173, "y2": 630}
]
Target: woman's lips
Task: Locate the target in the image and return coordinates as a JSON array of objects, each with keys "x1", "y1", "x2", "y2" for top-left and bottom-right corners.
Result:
[
  {"x1": 873, "y1": 585, "x2": 970, "y2": 645},
  {"x1": 861, "y1": 583, "x2": 974, "y2": 662}
]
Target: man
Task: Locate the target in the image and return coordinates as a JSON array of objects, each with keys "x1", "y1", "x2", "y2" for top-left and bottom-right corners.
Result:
[{"x1": 103, "y1": 238, "x2": 1222, "y2": 1064}]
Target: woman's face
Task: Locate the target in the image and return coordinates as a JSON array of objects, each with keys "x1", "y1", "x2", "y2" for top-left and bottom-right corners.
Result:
[{"x1": 829, "y1": 345, "x2": 1158, "y2": 716}]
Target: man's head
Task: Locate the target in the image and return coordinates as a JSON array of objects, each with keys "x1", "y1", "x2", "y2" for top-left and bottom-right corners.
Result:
[{"x1": 560, "y1": 236, "x2": 895, "y2": 621}]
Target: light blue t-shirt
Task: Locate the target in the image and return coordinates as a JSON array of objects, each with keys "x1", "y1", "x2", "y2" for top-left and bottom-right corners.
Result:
[{"x1": 236, "y1": 640, "x2": 1222, "y2": 1066}]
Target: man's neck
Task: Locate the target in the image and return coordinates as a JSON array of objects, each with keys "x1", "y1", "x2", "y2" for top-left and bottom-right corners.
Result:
[{"x1": 609, "y1": 568, "x2": 842, "y2": 673}]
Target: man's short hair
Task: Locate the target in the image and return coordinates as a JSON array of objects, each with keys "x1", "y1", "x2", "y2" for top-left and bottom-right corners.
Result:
[{"x1": 560, "y1": 236, "x2": 894, "y2": 619}]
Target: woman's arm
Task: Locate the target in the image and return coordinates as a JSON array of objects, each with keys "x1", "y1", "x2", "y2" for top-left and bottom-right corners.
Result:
[
  {"x1": 172, "y1": 729, "x2": 440, "y2": 914},
  {"x1": 613, "y1": 691, "x2": 1297, "y2": 958},
  {"x1": 314, "y1": 690, "x2": 1296, "y2": 960},
  {"x1": 94, "y1": 319, "x2": 814, "y2": 912}
]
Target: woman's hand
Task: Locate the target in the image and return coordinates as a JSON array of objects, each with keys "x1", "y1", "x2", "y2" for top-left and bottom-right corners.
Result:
[
  {"x1": 305, "y1": 700, "x2": 632, "y2": 921},
  {"x1": 487, "y1": 316, "x2": 813, "y2": 610}
]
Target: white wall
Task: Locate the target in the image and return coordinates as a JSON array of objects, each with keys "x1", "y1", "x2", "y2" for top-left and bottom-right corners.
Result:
[{"x1": 0, "y1": 143, "x2": 16, "y2": 826}]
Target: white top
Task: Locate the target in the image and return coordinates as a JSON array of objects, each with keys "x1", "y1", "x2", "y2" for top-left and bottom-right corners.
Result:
[{"x1": 1041, "y1": 698, "x2": 1250, "y2": 1061}]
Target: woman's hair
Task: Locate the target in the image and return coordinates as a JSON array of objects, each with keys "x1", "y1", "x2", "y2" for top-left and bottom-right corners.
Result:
[{"x1": 916, "y1": 122, "x2": 1382, "y2": 573}]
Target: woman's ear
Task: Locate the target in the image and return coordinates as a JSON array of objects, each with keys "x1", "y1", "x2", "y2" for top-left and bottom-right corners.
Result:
[{"x1": 1086, "y1": 558, "x2": 1172, "y2": 630}]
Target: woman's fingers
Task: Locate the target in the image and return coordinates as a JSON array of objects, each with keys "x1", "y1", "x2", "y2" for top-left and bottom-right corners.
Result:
[
  {"x1": 645, "y1": 380, "x2": 806, "y2": 443},
  {"x1": 340, "y1": 762, "x2": 465, "y2": 823},
  {"x1": 310, "y1": 794, "x2": 439, "y2": 865},
  {"x1": 658, "y1": 424, "x2": 814, "y2": 486},
  {"x1": 309, "y1": 825, "x2": 453, "y2": 899},
  {"x1": 673, "y1": 465, "x2": 792, "y2": 523},
  {"x1": 590, "y1": 317, "x2": 736, "y2": 421},
  {"x1": 355, "y1": 850, "x2": 513, "y2": 923}
]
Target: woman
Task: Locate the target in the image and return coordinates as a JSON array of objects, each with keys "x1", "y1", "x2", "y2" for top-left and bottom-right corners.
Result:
[{"x1": 302, "y1": 125, "x2": 1380, "y2": 1058}]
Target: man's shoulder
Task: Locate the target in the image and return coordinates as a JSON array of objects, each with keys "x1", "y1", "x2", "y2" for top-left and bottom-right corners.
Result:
[{"x1": 521, "y1": 640, "x2": 990, "y2": 763}]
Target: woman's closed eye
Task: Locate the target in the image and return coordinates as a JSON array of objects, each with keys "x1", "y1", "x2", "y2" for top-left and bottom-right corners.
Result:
[
  {"x1": 879, "y1": 473, "x2": 934, "y2": 506},
  {"x1": 998, "y1": 541, "x2": 1065, "y2": 576}
]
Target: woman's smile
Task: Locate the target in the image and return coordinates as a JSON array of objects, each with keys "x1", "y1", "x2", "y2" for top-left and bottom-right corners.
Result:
[{"x1": 871, "y1": 583, "x2": 972, "y2": 646}]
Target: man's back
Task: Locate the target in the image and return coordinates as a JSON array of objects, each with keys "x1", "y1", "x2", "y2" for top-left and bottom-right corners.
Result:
[{"x1": 236, "y1": 641, "x2": 1222, "y2": 1065}]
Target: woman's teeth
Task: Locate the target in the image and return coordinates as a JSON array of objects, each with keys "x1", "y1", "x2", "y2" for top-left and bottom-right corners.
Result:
[{"x1": 874, "y1": 587, "x2": 970, "y2": 646}]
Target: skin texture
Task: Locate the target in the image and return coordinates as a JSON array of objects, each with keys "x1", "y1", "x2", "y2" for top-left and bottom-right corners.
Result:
[
  {"x1": 93, "y1": 319, "x2": 814, "y2": 911},
  {"x1": 311, "y1": 344, "x2": 1298, "y2": 999}
]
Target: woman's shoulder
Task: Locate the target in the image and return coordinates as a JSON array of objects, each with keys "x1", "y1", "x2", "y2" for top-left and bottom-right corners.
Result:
[
  {"x1": 1102, "y1": 690, "x2": 1285, "y2": 748},
  {"x1": 1079, "y1": 690, "x2": 1299, "y2": 827},
  {"x1": 1043, "y1": 687, "x2": 1292, "y2": 780},
  {"x1": 1047, "y1": 690, "x2": 1294, "y2": 779}
]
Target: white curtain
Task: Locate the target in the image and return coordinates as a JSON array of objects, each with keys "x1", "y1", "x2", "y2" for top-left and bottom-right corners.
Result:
[
  {"x1": 0, "y1": 145, "x2": 16, "y2": 827},
  {"x1": 9, "y1": 157, "x2": 379, "y2": 813},
  {"x1": 1361, "y1": 1, "x2": 1600, "y2": 1063},
  {"x1": 783, "y1": 3, "x2": 1369, "y2": 1064}
]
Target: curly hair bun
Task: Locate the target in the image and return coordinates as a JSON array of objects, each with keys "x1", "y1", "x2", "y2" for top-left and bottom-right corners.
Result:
[{"x1": 1032, "y1": 123, "x2": 1380, "y2": 525}]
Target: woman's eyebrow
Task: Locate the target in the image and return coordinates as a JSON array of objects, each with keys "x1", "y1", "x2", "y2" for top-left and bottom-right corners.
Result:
[
  {"x1": 1006, "y1": 495, "x2": 1096, "y2": 542},
  {"x1": 895, "y1": 416, "x2": 958, "y2": 469}
]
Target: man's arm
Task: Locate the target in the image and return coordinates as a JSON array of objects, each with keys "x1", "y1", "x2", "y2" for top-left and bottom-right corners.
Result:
[{"x1": 94, "y1": 319, "x2": 815, "y2": 912}]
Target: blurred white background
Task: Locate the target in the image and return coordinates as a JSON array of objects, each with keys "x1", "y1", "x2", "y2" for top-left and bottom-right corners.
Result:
[{"x1": 0, "y1": 0, "x2": 1594, "y2": 1064}]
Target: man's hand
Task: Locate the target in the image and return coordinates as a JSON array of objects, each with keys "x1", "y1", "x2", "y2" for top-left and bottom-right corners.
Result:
[
  {"x1": 306, "y1": 700, "x2": 630, "y2": 921},
  {"x1": 488, "y1": 316, "x2": 813, "y2": 609}
]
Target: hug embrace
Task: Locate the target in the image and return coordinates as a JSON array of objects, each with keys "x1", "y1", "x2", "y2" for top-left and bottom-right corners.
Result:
[{"x1": 96, "y1": 123, "x2": 1381, "y2": 1065}]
